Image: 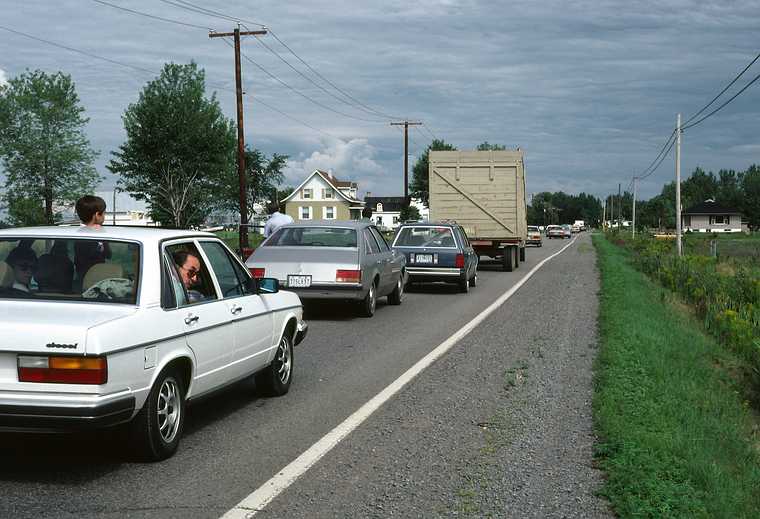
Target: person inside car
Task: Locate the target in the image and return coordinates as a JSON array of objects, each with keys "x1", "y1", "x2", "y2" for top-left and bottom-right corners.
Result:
[
  {"x1": 5, "y1": 245, "x2": 38, "y2": 294},
  {"x1": 172, "y1": 250, "x2": 206, "y2": 303}
]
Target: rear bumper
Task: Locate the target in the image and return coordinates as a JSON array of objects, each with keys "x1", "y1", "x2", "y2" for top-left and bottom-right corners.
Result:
[
  {"x1": 0, "y1": 389, "x2": 135, "y2": 432},
  {"x1": 288, "y1": 284, "x2": 366, "y2": 301},
  {"x1": 526, "y1": 238, "x2": 542, "y2": 245},
  {"x1": 407, "y1": 267, "x2": 463, "y2": 283}
]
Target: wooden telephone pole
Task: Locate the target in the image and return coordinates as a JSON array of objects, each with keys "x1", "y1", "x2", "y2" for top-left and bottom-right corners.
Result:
[
  {"x1": 210, "y1": 26, "x2": 267, "y2": 252},
  {"x1": 390, "y1": 121, "x2": 422, "y2": 202}
]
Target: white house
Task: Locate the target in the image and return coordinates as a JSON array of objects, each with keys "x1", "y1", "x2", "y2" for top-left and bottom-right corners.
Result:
[
  {"x1": 682, "y1": 199, "x2": 747, "y2": 233},
  {"x1": 363, "y1": 196, "x2": 430, "y2": 230},
  {"x1": 282, "y1": 170, "x2": 364, "y2": 221}
]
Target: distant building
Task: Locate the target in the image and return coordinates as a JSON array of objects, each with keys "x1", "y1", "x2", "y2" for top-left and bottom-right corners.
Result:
[
  {"x1": 282, "y1": 170, "x2": 364, "y2": 221},
  {"x1": 363, "y1": 195, "x2": 429, "y2": 230},
  {"x1": 682, "y1": 199, "x2": 747, "y2": 233},
  {"x1": 58, "y1": 190, "x2": 157, "y2": 226}
]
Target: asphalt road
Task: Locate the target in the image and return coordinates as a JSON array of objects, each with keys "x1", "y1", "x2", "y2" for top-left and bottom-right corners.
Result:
[{"x1": 0, "y1": 233, "x2": 608, "y2": 518}]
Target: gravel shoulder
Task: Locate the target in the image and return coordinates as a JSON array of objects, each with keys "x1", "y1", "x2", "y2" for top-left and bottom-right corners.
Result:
[{"x1": 262, "y1": 234, "x2": 612, "y2": 518}]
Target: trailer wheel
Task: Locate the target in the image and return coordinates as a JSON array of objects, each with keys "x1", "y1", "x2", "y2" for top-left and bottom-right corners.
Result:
[
  {"x1": 519, "y1": 247, "x2": 526, "y2": 262},
  {"x1": 513, "y1": 246, "x2": 519, "y2": 269},
  {"x1": 502, "y1": 247, "x2": 513, "y2": 272}
]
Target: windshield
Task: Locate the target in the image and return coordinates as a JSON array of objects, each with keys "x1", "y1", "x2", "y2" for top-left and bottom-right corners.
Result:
[
  {"x1": 0, "y1": 238, "x2": 140, "y2": 304},
  {"x1": 394, "y1": 226, "x2": 457, "y2": 248},
  {"x1": 528, "y1": 226, "x2": 539, "y2": 232},
  {"x1": 265, "y1": 227, "x2": 357, "y2": 247}
]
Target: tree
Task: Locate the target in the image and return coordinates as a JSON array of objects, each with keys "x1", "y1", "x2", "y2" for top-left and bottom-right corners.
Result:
[
  {"x1": 108, "y1": 62, "x2": 236, "y2": 228},
  {"x1": 0, "y1": 69, "x2": 100, "y2": 224},
  {"x1": 399, "y1": 205, "x2": 420, "y2": 222},
  {"x1": 5, "y1": 196, "x2": 48, "y2": 226},
  {"x1": 409, "y1": 139, "x2": 457, "y2": 207},
  {"x1": 218, "y1": 146, "x2": 287, "y2": 220},
  {"x1": 476, "y1": 141, "x2": 507, "y2": 151},
  {"x1": 741, "y1": 164, "x2": 760, "y2": 231}
]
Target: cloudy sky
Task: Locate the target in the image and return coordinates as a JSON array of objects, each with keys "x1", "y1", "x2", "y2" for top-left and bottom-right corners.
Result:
[{"x1": 1, "y1": 0, "x2": 758, "y2": 200}]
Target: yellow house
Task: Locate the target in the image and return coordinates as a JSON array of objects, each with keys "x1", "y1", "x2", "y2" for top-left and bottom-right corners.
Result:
[{"x1": 283, "y1": 170, "x2": 364, "y2": 221}]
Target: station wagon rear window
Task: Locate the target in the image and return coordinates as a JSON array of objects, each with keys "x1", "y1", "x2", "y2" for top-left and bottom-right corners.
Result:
[
  {"x1": 394, "y1": 227, "x2": 457, "y2": 248},
  {"x1": 0, "y1": 238, "x2": 140, "y2": 304},
  {"x1": 265, "y1": 227, "x2": 357, "y2": 248}
]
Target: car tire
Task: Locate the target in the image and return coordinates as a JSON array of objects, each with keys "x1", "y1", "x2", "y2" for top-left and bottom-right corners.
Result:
[
  {"x1": 256, "y1": 333, "x2": 293, "y2": 397},
  {"x1": 469, "y1": 272, "x2": 477, "y2": 287},
  {"x1": 502, "y1": 247, "x2": 513, "y2": 272},
  {"x1": 131, "y1": 367, "x2": 185, "y2": 462},
  {"x1": 388, "y1": 275, "x2": 404, "y2": 305},
  {"x1": 459, "y1": 275, "x2": 470, "y2": 293},
  {"x1": 360, "y1": 281, "x2": 377, "y2": 317}
]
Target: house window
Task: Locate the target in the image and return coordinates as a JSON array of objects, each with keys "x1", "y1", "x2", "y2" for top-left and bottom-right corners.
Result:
[
  {"x1": 303, "y1": 188, "x2": 313, "y2": 199},
  {"x1": 710, "y1": 215, "x2": 728, "y2": 224},
  {"x1": 323, "y1": 189, "x2": 333, "y2": 199},
  {"x1": 376, "y1": 203, "x2": 383, "y2": 212},
  {"x1": 324, "y1": 206, "x2": 336, "y2": 219},
  {"x1": 299, "y1": 206, "x2": 312, "y2": 220},
  {"x1": 393, "y1": 216, "x2": 399, "y2": 224}
]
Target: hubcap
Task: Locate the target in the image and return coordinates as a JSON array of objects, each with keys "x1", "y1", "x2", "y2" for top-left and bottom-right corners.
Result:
[
  {"x1": 370, "y1": 285, "x2": 376, "y2": 312},
  {"x1": 276, "y1": 337, "x2": 292, "y2": 384},
  {"x1": 157, "y1": 378, "x2": 181, "y2": 443}
]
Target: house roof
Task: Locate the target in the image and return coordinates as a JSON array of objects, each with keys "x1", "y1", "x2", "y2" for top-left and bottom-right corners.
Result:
[
  {"x1": 282, "y1": 170, "x2": 362, "y2": 204},
  {"x1": 682, "y1": 200, "x2": 742, "y2": 215},
  {"x1": 365, "y1": 196, "x2": 407, "y2": 212}
]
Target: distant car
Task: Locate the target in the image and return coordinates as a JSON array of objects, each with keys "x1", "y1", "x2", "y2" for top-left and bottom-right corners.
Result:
[
  {"x1": 527, "y1": 226, "x2": 542, "y2": 247},
  {"x1": 546, "y1": 225, "x2": 564, "y2": 239},
  {"x1": 561, "y1": 224, "x2": 573, "y2": 238},
  {"x1": 571, "y1": 224, "x2": 581, "y2": 233},
  {"x1": 0, "y1": 226, "x2": 307, "y2": 461},
  {"x1": 391, "y1": 222, "x2": 478, "y2": 293},
  {"x1": 246, "y1": 221, "x2": 405, "y2": 317}
]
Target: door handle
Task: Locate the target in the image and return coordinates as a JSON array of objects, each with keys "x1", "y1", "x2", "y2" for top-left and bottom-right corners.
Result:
[
  {"x1": 184, "y1": 315, "x2": 199, "y2": 325},
  {"x1": 231, "y1": 305, "x2": 243, "y2": 315}
]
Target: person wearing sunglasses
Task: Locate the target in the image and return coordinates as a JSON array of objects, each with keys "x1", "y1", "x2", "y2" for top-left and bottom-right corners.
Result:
[
  {"x1": 5, "y1": 245, "x2": 38, "y2": 294},
  {"x1": 172, "y1": 250, "x2": 206, "y2": 303}
]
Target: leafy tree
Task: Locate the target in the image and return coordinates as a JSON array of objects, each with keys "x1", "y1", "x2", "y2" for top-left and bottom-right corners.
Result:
[
  {"x1": 5, "y1": 196, "x2": 48, "y2": 226},
  {"x1": 476, "y1": 141, "x2": 507, "y2": 151},
  {"x1": 219, "y1": 146, "x2": 288, "y2": 220},
  {"x1": 399, "y1": 205, "x2": 420, "y2": 222},
  {"x1": 108, "y1": 62, "x2": 235, "y2": 228},
  {"x1": 0, "y1": 69, "x2": 100, "y2": 224},
  {"x1": 276, "y1": 186, "x2": 294, "y2": 205},
  {"x1": 741, "y1": 164, "x2": 760, "y2": 231},
  {"x1": 409, "y1": 139, "x2": 457, "y2": 207},
  {"x1": 715, "y1": 169, "x2": 743, "y2": 209}
]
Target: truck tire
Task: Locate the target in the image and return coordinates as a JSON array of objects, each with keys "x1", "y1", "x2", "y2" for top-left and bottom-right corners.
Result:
[
  {"x1": 513, "y1": 245, "x2": 519, "y2": 269},
  {"x1": 519, "y1": 247, "x2": 526, "y2": 262},
  {"x1": 502, "y1": 247, "x2": 513, "y2": 272}
]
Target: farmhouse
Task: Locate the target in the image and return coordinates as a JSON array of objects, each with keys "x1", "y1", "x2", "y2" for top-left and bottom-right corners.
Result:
[
  {"x1": 283, "y1": 170, "x2": 364, "y2": 221},
  {"x1": 682, "y1": 199, "x2": 747, "y2": 233}
]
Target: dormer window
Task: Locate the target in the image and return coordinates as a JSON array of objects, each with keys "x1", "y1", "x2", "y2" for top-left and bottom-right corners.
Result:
[
  {"x1": 303, "y1": 188, "x2": 313, "y2": 199},
  {"x1": 376, "y1": 203, "x2": 383, "y2": 212}
]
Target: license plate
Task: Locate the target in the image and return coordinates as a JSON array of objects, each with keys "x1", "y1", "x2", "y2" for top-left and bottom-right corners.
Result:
[
  {"x1": 415, "y1": 254, "x2": 433, "y2": 264},
  {"x1": 288, "y1": 275, "x2": 312, "y2": 288}
]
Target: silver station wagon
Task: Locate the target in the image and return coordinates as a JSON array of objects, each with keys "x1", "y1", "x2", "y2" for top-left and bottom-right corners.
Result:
[
  {"x1": 0, "y1": 226, "x2": 307, "y2": 461},
  {"x1": 246, "y1": 220, "x2": 406, "y2": 317}
]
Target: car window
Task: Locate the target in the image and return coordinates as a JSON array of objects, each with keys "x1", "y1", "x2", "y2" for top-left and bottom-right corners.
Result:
[
  {"x1": 456, "y1": 227, "x2": 469, "y2": 248},
  {"x1": 363, "y1": 229, "x2": 380, "y2": 254},
  {"x1": 0, "y1": 237, "x2": 140, "y2": 304},
  {"x1": 394, "y1": 227, "x2": 457, "y2": 248},
  {"x1": 164, "y1": 242, "x2": 218, "y2": 306},
  {"x1": 200, "y1": 241, "x2": 250, "y2": 298},
  {"x1": 265, "y1": 227, "x2": 357, "y2": 247},
  {"x1": 162, "y1": 251, "x2": 187, "y2": 308},
  {"x1": 369, "y1": 227, "x2": 390, "y2": 252}
]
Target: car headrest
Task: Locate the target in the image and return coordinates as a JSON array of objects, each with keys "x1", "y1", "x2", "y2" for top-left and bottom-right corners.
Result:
[
  {"x1": 82, "y1": 263, "x2": 123, "y2": 292},
  {"x1": 0, "y1": 261, "x2": 13, "y2": 288}
]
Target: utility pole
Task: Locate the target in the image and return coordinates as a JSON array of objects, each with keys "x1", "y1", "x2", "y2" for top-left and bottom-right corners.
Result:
[
  {"x1": 632, "y1": 177, "x2": 637, "y2": 238},
  {"x1": 610, "y1": 194, "x2": 614, "y2": 229},
  {"x1": 390, "y1": 121, "x2": 422, "y2": 203},
  {"x1": 210, "y1": 25, "x2": 268, "y2": 252},
  {"x1": 675, "y1": 113, "x2": 683, "y2": 257},
  {"x1": 602, "y1": 197, "x2": 606, "y2": 229},
  {"x1": 617, "y1": 183, "x2": 622, "y2": 229}
]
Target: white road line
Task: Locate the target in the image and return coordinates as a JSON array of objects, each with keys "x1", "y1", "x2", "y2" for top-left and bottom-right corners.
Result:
[{"x1": 222, "y1": 237, "x2": 578, "y2": 519}]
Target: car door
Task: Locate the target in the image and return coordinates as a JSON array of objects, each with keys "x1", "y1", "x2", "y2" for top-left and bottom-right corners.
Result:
[
  {"x1": 163, "y1": 241, "x2": 234, "y2": 398},
  {"x1": 369, "y1": 226, "x2": 396, "y2": 294},
  {"x1": 198, "y1": 240, "x2": 274, "y2": 379},
  {"x1": 362, "y1": 228, "x2": 388, "y2": 294},
  {"x1": 457, "y1": 226, "x2": 477, "y2": 279}
]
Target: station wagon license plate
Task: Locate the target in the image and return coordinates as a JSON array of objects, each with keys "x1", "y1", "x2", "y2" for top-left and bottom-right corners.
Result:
[
  {"x1": 288, "y1": 275, "x2": 312, "y2": 288},
  {"x1": 415, "y1": 254, "x2": 433, "y2": 264}
]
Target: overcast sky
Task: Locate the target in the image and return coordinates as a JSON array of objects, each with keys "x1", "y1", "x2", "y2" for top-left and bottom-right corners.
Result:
[{"x1": 1, "y1": 0, "x2": 758, "y2": 200}]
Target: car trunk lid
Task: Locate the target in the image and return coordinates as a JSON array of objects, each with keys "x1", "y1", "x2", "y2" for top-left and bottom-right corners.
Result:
[{"x1": 248, "y1": 247, "x2": 360, "y2": 285}]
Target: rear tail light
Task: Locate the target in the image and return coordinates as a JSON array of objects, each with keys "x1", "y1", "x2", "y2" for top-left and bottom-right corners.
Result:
[
  {"x1": 455, "y1": 253, "x2": 465, "y2": 268},
  {"x1": 336, "y1": 269, "x2": 361, "y2": 283},
  {"x1": 18, "y1": 355, "x2": 108, "y2": 385},
  {"x1": 250, "y1": 267, "x2": 265, "y2": 278}
]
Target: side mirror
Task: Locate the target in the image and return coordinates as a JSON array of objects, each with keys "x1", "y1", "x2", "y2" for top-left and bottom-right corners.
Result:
[{"x1": 252, "y1": 277, "x2": 279, "y2": 294}]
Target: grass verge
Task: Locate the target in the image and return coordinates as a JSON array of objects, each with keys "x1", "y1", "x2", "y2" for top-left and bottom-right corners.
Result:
[{"x1": 592, "y1": 234, "x2": 760, "y2": 518}]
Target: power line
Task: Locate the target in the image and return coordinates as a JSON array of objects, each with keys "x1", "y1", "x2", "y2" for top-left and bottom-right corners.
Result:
[
  {"x1": 682, "y1": 51, "x2": 760, "y2": 126},
  {"x1": 91, "y1": 0, "x2": 213, "y2": 30},
  {"x1": 421, "y1": 122, "x2": 439, "y2": 141},
  {"x1": 168, "y1": 0, "x2": 266, "y2": 27},
  {"x1": 636, "y1": 128, "x2": 677, "y2": 181},
  {"x1": 682, "y1": 70, "x2": 760, "y2": 130}
]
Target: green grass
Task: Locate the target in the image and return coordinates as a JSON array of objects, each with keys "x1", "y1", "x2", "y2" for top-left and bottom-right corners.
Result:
[
  {"x1": 214, "y1": 231, "x2": 264, "y2": 254},
  {"x1": 592, "y1": 234, "x2": 760, "y2": 518}
]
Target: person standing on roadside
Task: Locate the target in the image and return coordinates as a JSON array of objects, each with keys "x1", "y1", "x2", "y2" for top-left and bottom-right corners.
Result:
[
  {"x1": 361, "y1": 205, "x2": 373, "y2": 222},
  {"x1": 73, "y1": 195, "x2": 112, "y2": 282},
  {"x1": 263, "y1": 201, "x2": 293, "y2": 238}
]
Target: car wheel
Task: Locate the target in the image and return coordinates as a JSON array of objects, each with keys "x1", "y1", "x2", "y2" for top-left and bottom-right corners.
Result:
[
  {"x1": 469, "y1": 272, "x2": 477, "y2": 288},
  {"x1": 502, "y1": 247, "x2": 513, "y2": 272},
  {"x1": 256, "y1": 333, "x2": 293, "y2": 397},
  {"x1": 360, "y1": 281, "x2": 377, "y2": 317},
  {"x1": 459, "y1": 275, "x2": 470, "y2": 293},
  {"x1": 131, "y1": 367, "x2": 185, "y2": 461},
  {"x1": 388, "y1": 275, "x2": 404, "y2": 305}
]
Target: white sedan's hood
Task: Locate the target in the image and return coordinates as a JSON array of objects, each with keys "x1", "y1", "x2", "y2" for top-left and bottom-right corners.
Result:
[{"x1": 0, "y1": 301, "x2": 137, "y2": 355}]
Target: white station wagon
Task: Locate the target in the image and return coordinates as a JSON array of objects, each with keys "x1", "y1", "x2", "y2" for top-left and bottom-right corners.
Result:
[{"x1": 0, "y1": 226, "x2": 307, "y2": 460}]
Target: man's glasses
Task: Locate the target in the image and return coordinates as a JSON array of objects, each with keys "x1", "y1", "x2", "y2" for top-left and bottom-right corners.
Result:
[{"x1": 180, "y1": 266, "x2": 200, "y2": 278}]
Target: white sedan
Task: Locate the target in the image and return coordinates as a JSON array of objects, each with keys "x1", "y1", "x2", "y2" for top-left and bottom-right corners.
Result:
[{"x1": 0, "y1": 226, "x2": 307, "y2": 460}]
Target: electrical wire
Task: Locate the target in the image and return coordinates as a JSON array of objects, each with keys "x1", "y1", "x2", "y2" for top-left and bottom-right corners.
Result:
[
  {"x1": 91, "y1": 0, "x2": 213, "y2": 30},
  {"x1": 636, "y1": 128, "x2": 677, "y2": 181},
  {"x1": 682, "y1": 70, "x2": 760, "y2": 130},
  {"x1": 682, "y1": 51, "x2": 760, "y2": 126},
  {"x1": 168, "y1": 0, "x2": 266, "y2": 27},
  {"x1": 421, "y1": 122, "x2": 439, "y2": 141}
]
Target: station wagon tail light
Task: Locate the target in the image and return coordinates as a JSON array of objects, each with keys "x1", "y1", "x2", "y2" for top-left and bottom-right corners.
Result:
[
  {"x1": 18, "y1": 355, "x2": 108, "y2": 385},
  {"x1": 455, "y1": 253, "x2": 465, "y2": 268},
  {"x1": 250, "y1": 267, "x2": 265, "y2": 278},
  {"x1": 336, "y1": 269, "x2": 361, "y2": 283}
]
